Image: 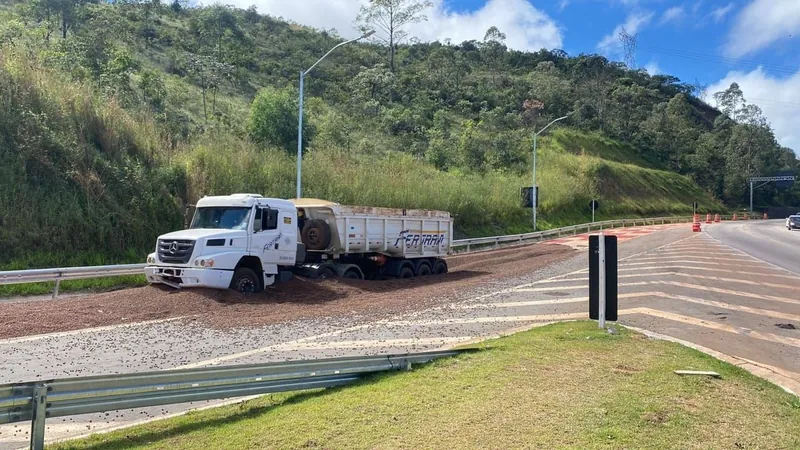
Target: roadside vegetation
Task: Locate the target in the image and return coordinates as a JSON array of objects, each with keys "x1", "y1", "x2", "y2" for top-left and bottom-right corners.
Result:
[
  {"x1": 53, "y1": 321, "x2": 800, "y2": 450},
  {"x1": 0, "y1": 0, "x2": 796, "y2": 274}
]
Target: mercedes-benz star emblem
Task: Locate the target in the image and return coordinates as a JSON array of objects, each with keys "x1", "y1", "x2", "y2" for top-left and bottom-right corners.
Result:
[{"x1": 169, "y1": 242, "x2": 179, "y2": 254}]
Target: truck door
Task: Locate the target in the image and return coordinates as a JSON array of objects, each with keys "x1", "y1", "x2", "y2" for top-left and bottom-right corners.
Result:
[
  {"x1": 251, "y1": 206, "x2": 281, "y2": 273},
  {"x1": 277, "y1": 208, "x2": 297, "y2": 265}
]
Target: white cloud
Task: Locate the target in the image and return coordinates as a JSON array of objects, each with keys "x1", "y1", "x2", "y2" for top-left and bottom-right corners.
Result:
[
  {"x1": 234, "y1": 0, "x2": 563, "y2": 52},
  {"x1": 644, "y1": 61, "x2": 661, "y2": 75},
  {"x1": 597, "y1": 11, "x2": 654, "y2": 54},
  {"x1": 724, "y1": 0, "x2": 800, "y2": 57},
  {"x1": 660, "y1": 6, "x2": 684, "y2": 24},
  {"x1": 710, "y1": 3, "x2": 734, "y2": 23},
  {"x1": 558, "y1": 0, "x2": 570, "y2": 12},
  {"x1": 708, "y1": 68, "x2": 800, "y2": 153}
]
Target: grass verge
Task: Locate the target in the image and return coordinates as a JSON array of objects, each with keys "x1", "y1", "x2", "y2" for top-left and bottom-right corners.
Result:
[
  {"x1": 0, "y1": 275, "x2": 146, "y2": 297},
  {"x1": 53, "y1": 322, "x2": 800, "y2": 450}
]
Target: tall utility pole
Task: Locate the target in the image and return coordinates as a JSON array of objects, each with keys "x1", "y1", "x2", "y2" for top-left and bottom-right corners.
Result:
[
  {"x1": 532, "y1": 114, "x2": 571, "y2": 230},
  {"x1": 296, "y1": 30, "x2": 375, "y2": 199},
  {"x1": 618, "y1": 26, "x2": 637, "y2": 69}
]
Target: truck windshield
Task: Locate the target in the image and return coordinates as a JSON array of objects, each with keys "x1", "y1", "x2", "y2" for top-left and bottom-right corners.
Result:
[{"x1": 190, "y1": 207, "x2": 251, "y2": 230}]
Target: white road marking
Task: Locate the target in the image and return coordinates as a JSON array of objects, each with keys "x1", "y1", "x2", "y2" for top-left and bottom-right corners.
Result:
[
  {"x1": 615, "y1": 265, "x2": 800, "y2": 280},
  {"x1": 0, "y1": 316, "x2": 193, "y2": 345},
  {"x1": 273, "y1": 337, "x2": 472, "y2": 351},
  {"x1": 657, "y1": 280, "x2": 800, "y2": 306},
  {"x1": 630, "y1": 255, "x2": 758, "y2": 263},
  {"x1": 457, "y1": 292, "x2": 660, "y2": 310},
  {"x1": 175, "y1": 323, "x2": 380, "y2": 369},
  {"x1": 622, "y1": 308, "x2": 800, "y2": 348},
  {"x1": 457, "y1": 297, "x2": 589, "y2": 309},
  {"x1": 620, "y1": 259, "x2": 766, "y2": 269},
  {"x1": 549, "y1": 272, "x2": 798, "y2": 290},
  {"x1": 383, "y1": 312, "x2": 589, "y2": 327}
]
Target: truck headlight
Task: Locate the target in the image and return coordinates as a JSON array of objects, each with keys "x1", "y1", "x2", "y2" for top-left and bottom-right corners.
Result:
[
  {"x1": 195, "y1": 259, "x2": 214, "y2": 267},
  {"x1": 147, "y1": 255, "x2": 155, "y2": 264}
]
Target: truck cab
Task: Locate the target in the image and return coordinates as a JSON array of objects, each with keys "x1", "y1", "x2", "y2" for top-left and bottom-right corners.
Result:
[{"x1": 145, "y1": 194, "x2": 299, "y2": 293}]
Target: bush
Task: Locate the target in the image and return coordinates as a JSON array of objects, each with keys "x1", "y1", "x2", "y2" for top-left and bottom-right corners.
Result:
[{"x1": 247, "y1": 86, "x2": 311, "y2": 153}]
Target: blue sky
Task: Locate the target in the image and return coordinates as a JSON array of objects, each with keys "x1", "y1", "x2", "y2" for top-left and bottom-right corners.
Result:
[{"x1": 231, "y1": 0, "x2": 800, "y2": 151}]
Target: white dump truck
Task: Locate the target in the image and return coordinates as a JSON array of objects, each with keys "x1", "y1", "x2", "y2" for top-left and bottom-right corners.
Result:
[{"x1": 145, "y1": 194, "x2": 453, "y2": 293}]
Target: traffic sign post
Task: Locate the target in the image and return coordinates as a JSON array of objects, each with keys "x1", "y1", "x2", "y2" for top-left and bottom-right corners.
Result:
[
  {"x1": 589, "y1": 199, "x2": 600, "y2": 223},
  {"x1": 589, "y1": 234, "x2": 618, "y2": 328}
]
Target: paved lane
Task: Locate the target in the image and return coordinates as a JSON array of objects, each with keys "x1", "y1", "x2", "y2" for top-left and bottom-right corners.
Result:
[
  {"x1": 7, "y1": 224, "x2": 799, "y2": 448},
  {"x1": 707, "y1": 219, "x2": 800, "y2": 274},
  {"x1": 0, "y1": 225, "x2": 687, "y2": 449}
]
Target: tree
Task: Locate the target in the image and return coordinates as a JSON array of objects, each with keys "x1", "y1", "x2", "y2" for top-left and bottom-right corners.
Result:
[
  {"x1": 170, "y1": 0, "x2": 186, "y2": 14},
  {"x1": 247, "y1": 87, "x2": 310, "y2": 153},
  {"x1": 138, "y1": 69, "x2": 168, "y2": 110},
  {"x1": 355, "y1": 0, "x2": 433, "y2": 72},
  {"x1": 348, "y1": 64, "x2": 396, "y2": 116},
  {"x1": 481, "y1": 26, "x2": 506, "y2": 85},
  {"x1": 25, "y1": 0, "x2": 97, "y2": 40},
  {"x1": 186, "y1": 53, "x2": 234, "y2": 123},
  {"x1": 713, "y1": 82, "x2": 744, "y2": 122}
]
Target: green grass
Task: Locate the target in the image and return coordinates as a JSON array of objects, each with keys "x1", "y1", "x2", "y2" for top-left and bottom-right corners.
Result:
[
  {"x1": 0, "y1": 275, "x2": 146, "y2": 297},
  {"x1": 0, "y1": 44, "x2": 722, "y2": 293},
  {"x1": 53, "y1": 322, "x2": 800, "y2": 450}
]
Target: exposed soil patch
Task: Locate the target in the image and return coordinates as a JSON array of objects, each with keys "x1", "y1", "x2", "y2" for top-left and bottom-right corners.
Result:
[{"x1": 0, "y1": 244, "x2": 576, "y2": 339}]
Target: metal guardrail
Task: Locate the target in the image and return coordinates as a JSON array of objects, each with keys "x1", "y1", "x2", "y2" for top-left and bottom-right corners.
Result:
[
  {"x1": 0, "y1": 264, "x2": 146, "y2": 298},
  {"x1": 450, "y1": 216, "x2": 694, "y2": 252},
  {"x1": 0, "y1": 215, "x2": 713, "y2": 298},
  {"x1": 1, "y1": 350, "x2": 462, "y2": 450}
]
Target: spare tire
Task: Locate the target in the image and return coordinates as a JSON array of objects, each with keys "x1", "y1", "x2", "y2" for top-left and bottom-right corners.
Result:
[{"x1": 301, "y1": 219, "x2": 332, "y2": 251}]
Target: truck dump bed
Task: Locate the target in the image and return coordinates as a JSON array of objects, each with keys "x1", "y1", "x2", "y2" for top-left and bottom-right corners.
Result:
[{"x1": 294, "y1": 200, "x2": 452, "y2": 259}]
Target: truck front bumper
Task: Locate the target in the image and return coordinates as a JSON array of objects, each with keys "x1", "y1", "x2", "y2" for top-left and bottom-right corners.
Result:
[{"x1": 145, "y1": 266, "x2": 233, "y2": 289}]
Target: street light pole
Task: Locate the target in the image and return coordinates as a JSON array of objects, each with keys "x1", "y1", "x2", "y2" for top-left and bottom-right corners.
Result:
[
  {"x1": 532, "y1": 114, "x2": 570, "y2": 230},
  {"x1": 296, "y1": 30, "x2": 375, "y2": 199}
]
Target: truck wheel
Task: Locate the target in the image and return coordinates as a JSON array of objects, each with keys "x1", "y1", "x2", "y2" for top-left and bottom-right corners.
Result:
[
  {"x1": 416, "y1": 263, "x2": 432, "y2": 276},
  {"x1": 319, "y1": 266, "x2": 336, "y2": 279},
  {"x1": 230, "y1": 267, "x2": 263, "y2": 294},
  {"x1": 433, "y1": 260, "x2": 448, "y2": 275},
  {"x1": 398, "y1": 266, "x2": 414, "y2": 279},
  {"x1": 342, "y1": 269, "x2": 362, "y2": 280},
  {"x1": 302, "y1": 219, "x2": 332, "y2": 251}
]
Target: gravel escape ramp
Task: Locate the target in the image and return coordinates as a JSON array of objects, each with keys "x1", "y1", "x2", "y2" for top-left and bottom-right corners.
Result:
[{"x1": 0, "y1": 244, "x2": 576, "y2": 340}]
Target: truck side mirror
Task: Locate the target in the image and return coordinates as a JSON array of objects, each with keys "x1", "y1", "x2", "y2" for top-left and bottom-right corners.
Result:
[{"x1": 253, "y1": 208, "x2": 262, "y2": 233}]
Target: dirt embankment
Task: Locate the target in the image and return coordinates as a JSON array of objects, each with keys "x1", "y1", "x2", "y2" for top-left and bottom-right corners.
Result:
[{"x1": 0, "y1": 244, "x2": 576, "y2": 339}]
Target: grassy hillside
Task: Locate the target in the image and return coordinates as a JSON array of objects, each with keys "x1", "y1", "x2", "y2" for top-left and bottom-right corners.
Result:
[{"x1": 0, "y1": 1, "x2": 734, "y2": 269}]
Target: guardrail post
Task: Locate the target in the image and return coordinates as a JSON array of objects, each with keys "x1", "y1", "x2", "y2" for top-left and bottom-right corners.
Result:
[
  {"x1": 31, "y1": 383, "x2": 48, "y2": 450},
  {"x1": 52, "y1": 279, "x2": 61, "y2": 300},
  {"x1": 494, "y1": 238, "x2": 499, "y2": 249},
  {"x1": 466, "y1": 243, "x2": 470, "y2": 252}
]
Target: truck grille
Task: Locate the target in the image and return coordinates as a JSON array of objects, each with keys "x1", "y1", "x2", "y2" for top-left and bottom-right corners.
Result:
[{"x1": 157, "y1": 239, "x2": 195, "y2": 264}]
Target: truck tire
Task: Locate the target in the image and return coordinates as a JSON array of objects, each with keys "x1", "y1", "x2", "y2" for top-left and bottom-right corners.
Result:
[
  {"x1": 398, "y1": 266, "x2": 414, "y2": 279},
  {"x1": 335, "y1": 264, "x2": 364, "y2": 280},
  {"x1": 318, "y1": 266, "x2": 336, "y2": 279},
  {"x1": 416, "y1": 263, "x2": 432, "y2": 276},
  {"x1": 302, "y1": 219, "x2": 332, "y2": 251},
  {"x1": 342, "y1": 269, "x2": 362, "y2": 280},
  {"x1": 433, "y1": 259, "x2": 448, "y2": 275},
  {"x1": 230, "y1": 267, "x2": 263, "y2": 293}
]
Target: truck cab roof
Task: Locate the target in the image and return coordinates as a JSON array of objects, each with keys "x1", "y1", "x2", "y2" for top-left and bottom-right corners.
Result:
[{"x1": 197, "y1": 194, "x2": 296, "y2": 210}]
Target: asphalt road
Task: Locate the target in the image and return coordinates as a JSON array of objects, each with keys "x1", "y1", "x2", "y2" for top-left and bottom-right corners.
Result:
[
  {"x1": 0, "y1": 224, "x2": 688, "y2": 449},
  {"x1": 706, "y1": 219, "x2": 800, "y2": 275},
  {"x1": 3, "y1": 223, "x2": 799, "y2": 449}
]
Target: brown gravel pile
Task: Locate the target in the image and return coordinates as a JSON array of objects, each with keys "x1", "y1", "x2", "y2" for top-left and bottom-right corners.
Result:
[{"x1": 0, "y1": 244, "x2": 575, "y2": 339}]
